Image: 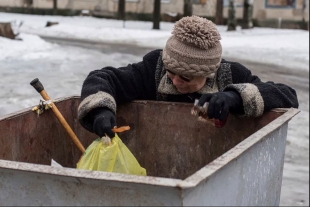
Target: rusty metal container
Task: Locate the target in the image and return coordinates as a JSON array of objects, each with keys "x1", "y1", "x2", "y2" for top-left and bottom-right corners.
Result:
[{"x1": 0, "y1": 96, "x2": 299, "y2": 206}]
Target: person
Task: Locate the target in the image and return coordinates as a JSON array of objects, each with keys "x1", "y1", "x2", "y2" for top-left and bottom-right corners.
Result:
[{"x1": 78, "y1": 15, "x2": 299, "y2": 138}]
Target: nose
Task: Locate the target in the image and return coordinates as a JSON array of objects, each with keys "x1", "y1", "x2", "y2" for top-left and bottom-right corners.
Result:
[{"x1": 171, "y1": 75, "x2": 185, "y2": 86}]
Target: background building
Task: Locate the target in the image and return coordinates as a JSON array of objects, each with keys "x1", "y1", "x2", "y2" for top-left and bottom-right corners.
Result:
[{"x1": 0, "y1": 0, "x2": 308, "y2": 29}]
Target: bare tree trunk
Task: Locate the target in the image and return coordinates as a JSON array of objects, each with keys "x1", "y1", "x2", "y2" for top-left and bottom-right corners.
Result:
[
  {"x1": 153, "y1": 0, "x2": 161, "y2": 30},
  {"x1": 53, "y1": 0, "x2": 57, "y2": 15},
  {"x1": 242, "y1": 0, "x2": 253, "y2": 29},
  {"x1": 183, "y1": 0, "x2": 193, "y2": 17},
  {"x1": 0, "y1": 22, "x2": 17, "y2": 39},
  {"x1": 215, "y1": 0, "x2": 224, "y2": 25},
  {"x1": 227, "y1": 0, "x2": 236, "y2": 31},
  {"x1": 118, "y1": 0, "x2": 125, "y2": 20},
  {"x1": 23, "y1": 0, "x2": 33, "y2": 13}
]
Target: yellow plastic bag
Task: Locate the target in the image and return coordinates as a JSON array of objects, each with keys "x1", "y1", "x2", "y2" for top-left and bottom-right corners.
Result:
[{"x1": 76, "y1": 133, "x2": 146, "y2": 176}]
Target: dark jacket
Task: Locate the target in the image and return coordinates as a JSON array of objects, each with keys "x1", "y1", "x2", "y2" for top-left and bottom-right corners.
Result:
[{"x1": 78, "y1": 49, "x2": 299, "y2": 132}]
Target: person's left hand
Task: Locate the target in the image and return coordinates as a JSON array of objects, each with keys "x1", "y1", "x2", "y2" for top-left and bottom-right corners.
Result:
[{"x1": 198, "y1": 91, "x2": 243, "y2": 121}]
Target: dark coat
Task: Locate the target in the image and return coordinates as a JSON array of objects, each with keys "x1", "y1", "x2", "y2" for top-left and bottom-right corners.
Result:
[{"x1": 78, "y1": 49, "x2": 298, "y2": 132}]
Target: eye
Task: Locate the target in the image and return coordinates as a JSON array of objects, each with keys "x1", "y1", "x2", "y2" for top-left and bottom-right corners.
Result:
[
  {"x1": 179, "y1": 76, "x2": 192, "y2": 82},
  {"x1": 166, "y1": 69, "x2": 193, "y2": 82}
]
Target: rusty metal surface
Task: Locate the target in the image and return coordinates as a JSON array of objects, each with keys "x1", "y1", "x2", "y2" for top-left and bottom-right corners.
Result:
[
  {"x1": 0, "y1": 96, "x2": 96, "y2": 168},
  {"x1": 0, "y1": 96, "x2": 300, "y2": 205},
  {"x1": 116, "y1": 101, "x2": 285, "y2": 179},
  {"x1": 0, "y1": 97, "x2": 285, "y2": 180}
]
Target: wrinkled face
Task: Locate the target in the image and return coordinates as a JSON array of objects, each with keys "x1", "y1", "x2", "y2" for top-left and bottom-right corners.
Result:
[{"x1": 166, "y1": 69, "x2": 207, "y2": 94}]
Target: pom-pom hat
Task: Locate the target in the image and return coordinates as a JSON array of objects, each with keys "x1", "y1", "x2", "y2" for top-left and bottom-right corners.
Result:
[{"x1": 162, "y1": 15, "x2": 222, "y2": 77}]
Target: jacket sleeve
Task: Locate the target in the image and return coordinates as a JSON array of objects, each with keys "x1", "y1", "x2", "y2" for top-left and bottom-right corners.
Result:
[
  {"x1": 224, "y1": 61, "x2": 299, "y2": 117},
  {"x1": 78, "y1": 49, "x2": 161, "y2": 131}
]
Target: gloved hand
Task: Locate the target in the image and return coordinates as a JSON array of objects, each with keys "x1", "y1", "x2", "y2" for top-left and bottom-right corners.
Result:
[
  {"x1": 91, "y1": 107, "x2": 116, "y2": 138},
  {"x1": 198, "y1": 91, "x2": 243, "y2": 121}
]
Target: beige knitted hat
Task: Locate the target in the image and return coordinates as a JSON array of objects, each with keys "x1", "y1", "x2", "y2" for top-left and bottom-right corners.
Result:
[{"x1": 162, "y1": 15, "x2": 222, "y2": 77}]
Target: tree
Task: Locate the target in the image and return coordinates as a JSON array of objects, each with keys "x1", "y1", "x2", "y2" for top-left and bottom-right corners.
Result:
[
  {"x1": 23, "y1": 0, "x2": 33, "y2": 13},
  {"x1": 242, "y1": 0, "x2": 253, "y2": 29},
  {"x1": 153, "y1": 0, "x2": 161, "y2": 30},
  {"x1": 227, "y1": 0, "x2": 236, "y2": 31},
  {"x1": 0, "y1": 22, "x2": 18, "y2": 40},
  {"x1": 215, "y1": 0, "x2": 224, "y2": 25},
  {"x1": 118, "y1": 0, "x2": 125, "y2": 20},
  {"x1": 183, "y1": 0, "x2": 193, "y2": 17},
  {"x1": 53, "y1": 0, "x2": 57, "y2": 15}
]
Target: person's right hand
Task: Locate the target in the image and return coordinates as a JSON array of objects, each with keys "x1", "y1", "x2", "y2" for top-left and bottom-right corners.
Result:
[{"x1": 92, "y1": 108, "x2": 116, "y2": 138}]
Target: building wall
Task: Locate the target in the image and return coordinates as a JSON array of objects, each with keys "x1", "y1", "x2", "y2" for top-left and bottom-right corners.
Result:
[
  {"x1": 0, "y1": 0, "x2": 24, "y2": 7},
  {"x1": 254, "y1": 0, "x2": 308, "y2": 21},
  {"x1": 222, "y1": 0, "x2": 308, "y2": 21},
  {"x1": 193, "y1": 0, "x2": 217, "y2": 17},
  {"x1": 0, "y1": 0, "x2": 308, "y2": 22}
]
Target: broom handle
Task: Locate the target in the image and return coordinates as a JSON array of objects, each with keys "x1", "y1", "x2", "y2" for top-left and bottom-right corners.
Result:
[{"x1": 30, "y1": 78, "x2": 85, "y2": 153}]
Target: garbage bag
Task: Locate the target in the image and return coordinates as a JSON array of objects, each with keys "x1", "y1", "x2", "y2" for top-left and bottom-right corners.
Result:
[{"x1": 76, "y1": 134, "x2": 146, "y2": 176}]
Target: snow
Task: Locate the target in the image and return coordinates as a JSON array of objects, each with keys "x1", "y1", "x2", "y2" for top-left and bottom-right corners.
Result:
[{"x1": 0, "y1": 12, "x2": 309, "y2": 71}]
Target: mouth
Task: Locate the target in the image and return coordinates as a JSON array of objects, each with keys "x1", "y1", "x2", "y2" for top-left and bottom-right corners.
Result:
[{"x1": 176, "y1": 87, "x2": 188, "y2": 93}]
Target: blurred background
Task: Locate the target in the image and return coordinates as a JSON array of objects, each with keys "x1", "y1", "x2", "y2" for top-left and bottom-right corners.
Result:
[
  {"x1": 0, "y1": 0, "x2": 309, "y2": 206},
  {"x1": 0, "y1": 0, "x2": 309, "y2": 30}
]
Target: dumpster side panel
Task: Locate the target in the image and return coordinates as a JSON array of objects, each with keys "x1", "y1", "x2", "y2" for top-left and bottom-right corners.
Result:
[
  {"x1": 0, "y1": 168, "x2": 182, "y2": 206},
  {"x1": 0, "y1": 98, "x2": 283, "y2": 181},
  {"x1": 0, "y1": 97, "x2": 97, "y2": 168},
  {"x1": 116, "y1": 101, "x2": 282, "y2": 180},
  {"x1": 183, "y1": 124, "x2": 288, "y2": 206}
]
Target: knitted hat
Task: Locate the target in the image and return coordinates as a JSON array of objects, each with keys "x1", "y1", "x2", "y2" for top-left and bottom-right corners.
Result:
[{"x1": 162, "y1": 15, "x2": 222, "y2": 77}]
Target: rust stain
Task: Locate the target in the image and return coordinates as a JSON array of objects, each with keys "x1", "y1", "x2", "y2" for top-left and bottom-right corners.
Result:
[{"x1": 0, "y1": 97, "x2": 285, "y2": 181}]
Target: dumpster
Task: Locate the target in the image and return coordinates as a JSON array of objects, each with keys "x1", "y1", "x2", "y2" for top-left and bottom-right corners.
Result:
[{"x1": 0, "y1": 96, "x2": 299, "y2": 206}]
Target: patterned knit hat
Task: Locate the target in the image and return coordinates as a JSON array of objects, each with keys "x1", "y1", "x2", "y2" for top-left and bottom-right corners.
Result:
[{"x1": 162, "y1": 15, "x2": 222, "y2": 77}]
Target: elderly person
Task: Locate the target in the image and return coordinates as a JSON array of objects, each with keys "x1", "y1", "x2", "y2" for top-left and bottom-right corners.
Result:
[{"x1": 78, "y1": 15, "x2": 298, "y2": 138}]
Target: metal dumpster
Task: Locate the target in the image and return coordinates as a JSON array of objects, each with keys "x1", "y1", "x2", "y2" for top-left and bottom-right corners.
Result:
[{"x1": 0, "y1": 96, "x2": 299, "y2": 206}]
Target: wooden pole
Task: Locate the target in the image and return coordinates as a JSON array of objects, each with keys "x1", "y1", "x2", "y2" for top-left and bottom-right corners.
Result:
[
  {"x1": 53, "y1": 0, "x2": 58, "y2": 15},
  {"x1": 183, "y1": 0, "x2": 193, "y2": 17},
  {"x1": 215, "y1": 0, "x2": 224, "y2": 25},
  {"x1": 30, "y1": 78, "x2": 85, "y2": 153}
]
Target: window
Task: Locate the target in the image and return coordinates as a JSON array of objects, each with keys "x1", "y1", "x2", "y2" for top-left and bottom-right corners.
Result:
[
  {"x1": 113, "y1": 0, "x2": 171, "y2": 2},
  {"x1": 192, "y1": 0, "x2": 207, "y2": 4},
  {"x1": 223, "y1": 0, "x2": 244, "y2": 7},
  {"x1": 265, "y1": 0, "x2": 296, "y2": 8},
  {"x1": 113, "y1": 0, "x2": 139, "y2": 2}
]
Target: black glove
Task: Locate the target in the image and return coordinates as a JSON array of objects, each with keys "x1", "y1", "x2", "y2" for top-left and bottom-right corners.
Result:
[
  {"x1": 91, "y1": 107, "x2": 116, "y2": 138},
  {"x1": 198, "y1": 91, "x2": 243, "y2": 121}
]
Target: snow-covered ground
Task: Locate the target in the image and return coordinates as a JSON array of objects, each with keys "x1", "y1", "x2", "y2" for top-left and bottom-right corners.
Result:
[
  {"x1": 0, "y1": 12, "x2": 309, "y2": 206},
  {"x1": 0, "y1": 12, "x2": 309, "y2": 71}
]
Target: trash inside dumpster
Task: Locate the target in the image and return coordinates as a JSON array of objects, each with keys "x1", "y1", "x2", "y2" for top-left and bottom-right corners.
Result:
[{"x1": 0, "y1": 96, "x2": 299, "y2": 206}]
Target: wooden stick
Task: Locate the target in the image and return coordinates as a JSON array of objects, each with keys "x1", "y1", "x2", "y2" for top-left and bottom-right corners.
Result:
[{"x1": 30, "y1": 78, "x2": 85, "y2": 153}]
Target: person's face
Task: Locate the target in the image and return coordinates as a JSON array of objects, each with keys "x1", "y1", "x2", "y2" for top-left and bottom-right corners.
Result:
[{"x1": 166, "y1": 69, "x2": 206, "y2": 94}]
